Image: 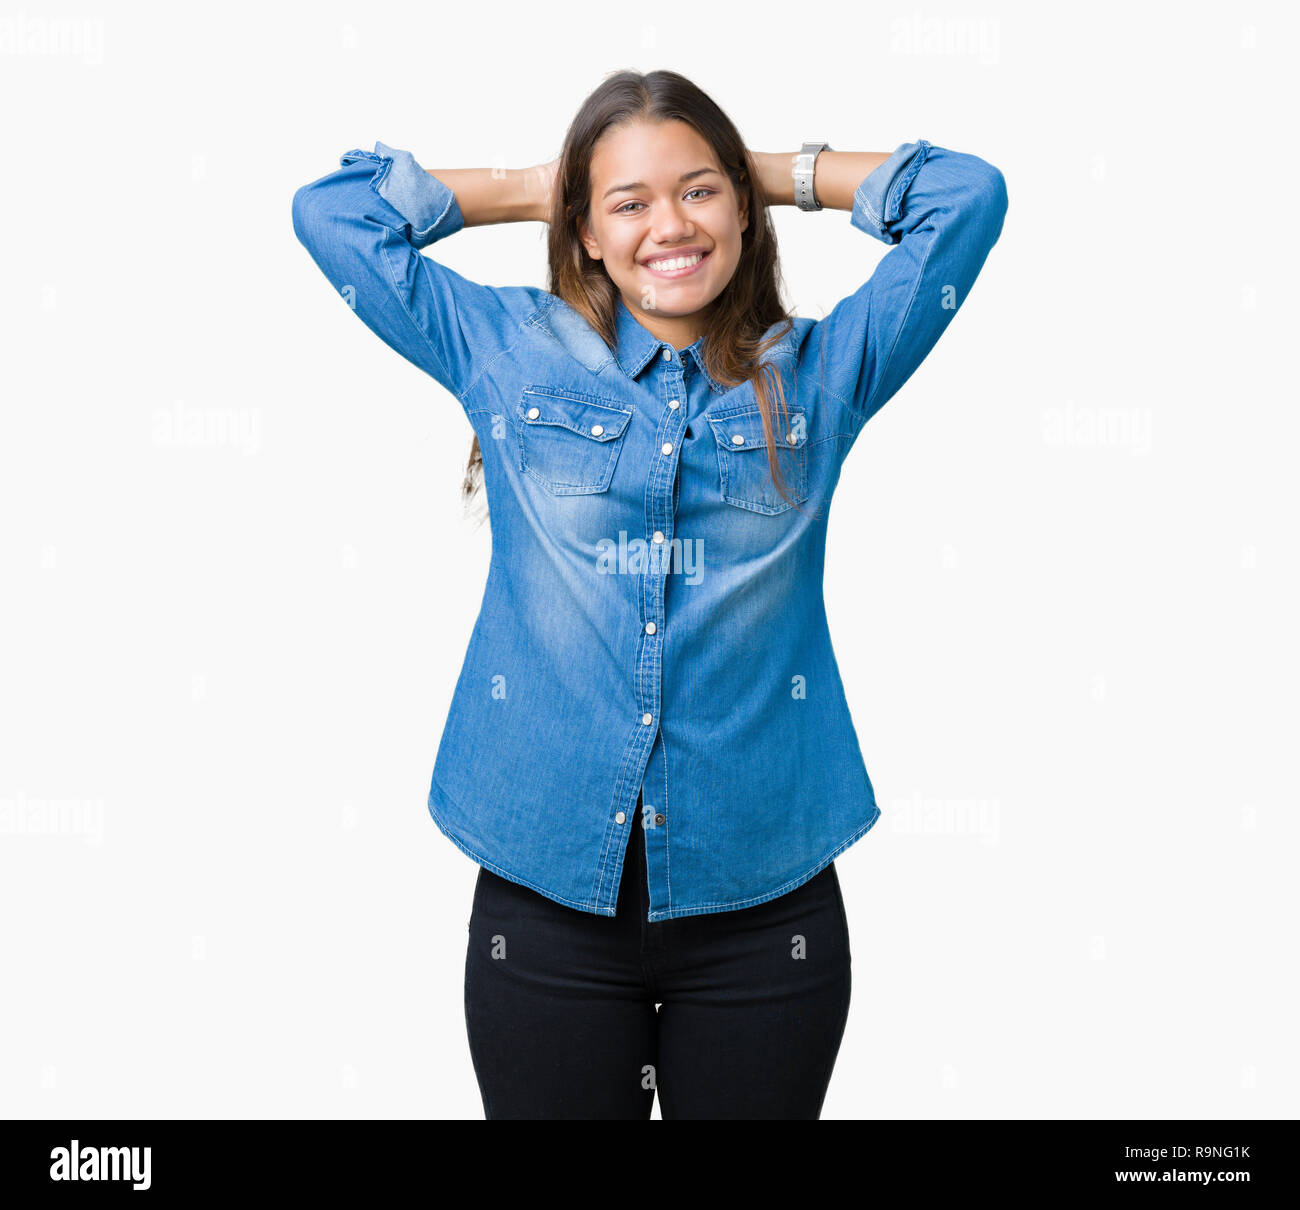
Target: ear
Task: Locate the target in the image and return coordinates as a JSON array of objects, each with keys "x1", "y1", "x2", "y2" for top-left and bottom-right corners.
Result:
[
  {"x1": 737, "y1": 173, "x2": 750, "y2": 235},
  {"x1": 578, "y1": 216, "x2": 603, "y2": 262}
]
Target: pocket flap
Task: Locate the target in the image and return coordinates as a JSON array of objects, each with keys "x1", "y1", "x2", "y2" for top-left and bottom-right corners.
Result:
[
  {"x1": 707, "y1": 407, "x2": 806, "y2": 451},
  {"x1": 518, "y1": 387, "x2": 633, "y2": 442}
]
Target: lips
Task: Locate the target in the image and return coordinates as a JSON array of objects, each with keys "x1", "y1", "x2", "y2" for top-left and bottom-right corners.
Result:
[{"x1": 641, "y1": 249, "x2": 712, "y2": 279}]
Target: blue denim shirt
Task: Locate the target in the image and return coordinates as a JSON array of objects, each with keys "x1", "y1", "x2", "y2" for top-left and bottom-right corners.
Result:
[{"x1": 292, "y1": 138, "x2": 1007, "y2": 921}]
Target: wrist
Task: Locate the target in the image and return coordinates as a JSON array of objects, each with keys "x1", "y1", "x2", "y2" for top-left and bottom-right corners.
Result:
[
  {"x1": 519, "y1": 164, "x2": 546, "y2": 223},
  {"x1": 750, "y1": 151, "x2": 796, "y2": 207}
]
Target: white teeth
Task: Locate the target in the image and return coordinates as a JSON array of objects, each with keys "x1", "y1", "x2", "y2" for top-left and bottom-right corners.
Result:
[{"x1": 647, "y1": 253, "x2": 703, "y2": 271}]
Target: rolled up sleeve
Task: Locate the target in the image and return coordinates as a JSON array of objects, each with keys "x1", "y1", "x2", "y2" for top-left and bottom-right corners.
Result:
[
  {"x1": 849, "y1": 140, "x2": 931, "y2": 243},
  {"x1": 811, "y1": 140, "x2": 1009, "y2": 433},
  {"x1": 292, "y1": 141, "x2": 509, "y2": 403},
  {"x1": 345, "y1": 140, "x2": 465, "y2": 249}
]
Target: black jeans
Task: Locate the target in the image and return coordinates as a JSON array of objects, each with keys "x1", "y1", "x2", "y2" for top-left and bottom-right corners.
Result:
[{"x1": 464, "y1": 792, "x2": 852, "y2": 1119}]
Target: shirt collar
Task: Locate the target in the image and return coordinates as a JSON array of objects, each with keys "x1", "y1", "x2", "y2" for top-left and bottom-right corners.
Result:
[{"x1": 613, "y1": 295, "x2": 727, "y2": 395}]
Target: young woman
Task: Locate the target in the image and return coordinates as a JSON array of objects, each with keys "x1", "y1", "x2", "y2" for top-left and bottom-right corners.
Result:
[{"x1": 292, "y1": 69, "x2": 1007, "y2": 1120}]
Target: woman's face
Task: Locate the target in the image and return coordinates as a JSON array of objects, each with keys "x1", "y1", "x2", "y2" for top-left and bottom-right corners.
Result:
[{"x1": 580, "y1": 119, "x2": 748, "y2": 337}]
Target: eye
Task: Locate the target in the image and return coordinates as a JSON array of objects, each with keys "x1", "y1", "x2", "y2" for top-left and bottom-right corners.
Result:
[{"x1": 614, "y1": 187, "x2": 717, "y2": 215}]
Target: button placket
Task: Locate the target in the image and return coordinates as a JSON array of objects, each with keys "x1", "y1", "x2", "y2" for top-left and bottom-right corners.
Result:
[
  {"x1": 625, "y1": 349, "x2": 690, "y2": 912},
  {"x1": 644, "y1": 362, "x2": 685, "y2": 634},
  {"x1": 605, "y1": 343, "x2": 689, "y2": 911}
]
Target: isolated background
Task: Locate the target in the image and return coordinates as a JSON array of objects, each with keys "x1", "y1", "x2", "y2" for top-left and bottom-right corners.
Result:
[{"x1": 2, "y1": 0, "x2": 1295, "y2": 1119}]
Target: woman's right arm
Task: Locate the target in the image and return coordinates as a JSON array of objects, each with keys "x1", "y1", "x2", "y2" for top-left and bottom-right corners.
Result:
[
  {"x1": 422, "y1": 160, "x2": 556, "y2": 227},
  {"x1": 291, "y1": 142, "x2": 549, "y2": 402},
  {"x1": 803, "y1": 141, "x2": 1008, "y2": 433}
]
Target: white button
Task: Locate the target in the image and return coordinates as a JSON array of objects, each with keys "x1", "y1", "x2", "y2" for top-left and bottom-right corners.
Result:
[
  {"x1": 668, "y1": 399, "x2": 680, "y2": 410},
  {"x1": 731, "y1": 433, "x2": 744, "y2": 445},
  {"x1": 661, "y1": 348, "x2": 671, "y2": 360},
  {"x1": 527, "y1": 406, "x2": 540, "y2": 419},
  {"x1": 787, "y1": 431, "x2": 797, "y2": 444},
  {"x1": 652, "y1": 531, "x2": 665, "y2": 543},
  {"x1": 615, "y1": 811, "x2": 626, "y2": 825},
  {"x1": 645, "y1": 622, "x2": 657, "y2": 634},
  {"x1": 661, "y1": 442, "x2": 673, "y2": 456},
  {"x1": 641, "y1": 713, "x2": 653, "y2": 725},
  {"x1": 591, "y1": 424, "x2": 604, "y2": 436}
]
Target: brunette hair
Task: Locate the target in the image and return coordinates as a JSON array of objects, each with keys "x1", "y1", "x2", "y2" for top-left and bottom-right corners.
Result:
[{"x1": 463, "y1": 69, "x2": 810, "y2": 518}]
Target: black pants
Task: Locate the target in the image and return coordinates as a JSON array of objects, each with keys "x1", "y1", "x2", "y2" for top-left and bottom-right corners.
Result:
[{"x1": 464, "y1": 792, "x2": 852, "y2": 1119}]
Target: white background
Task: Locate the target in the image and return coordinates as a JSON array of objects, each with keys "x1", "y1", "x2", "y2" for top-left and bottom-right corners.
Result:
[{"x1": 2, "y1": 0, "x2": 1296, "y2": 1120}]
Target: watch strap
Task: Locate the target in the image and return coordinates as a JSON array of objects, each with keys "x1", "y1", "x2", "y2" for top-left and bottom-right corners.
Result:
[{"x1": 794, "y1": 141, "x2": 832, "y2": 211}]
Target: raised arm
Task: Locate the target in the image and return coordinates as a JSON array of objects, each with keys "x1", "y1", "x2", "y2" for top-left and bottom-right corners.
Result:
[
  {"x1": 751, "y1": 148, "x2": 895, "y2": 209},
  {"x1": 290, "y1": 142, "x2": 550, "y2": 402},
  {"x1": 420, "y1": 159, "x2": 556, "y2": 227},
  {"x1": 762, "y1": 140, "x2": 1008, "y2": 431}
]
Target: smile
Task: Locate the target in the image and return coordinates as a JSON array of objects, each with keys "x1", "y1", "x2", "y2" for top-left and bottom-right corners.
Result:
[{"x1": 642, "y1": 250, "x2": 711, "y2": 279}]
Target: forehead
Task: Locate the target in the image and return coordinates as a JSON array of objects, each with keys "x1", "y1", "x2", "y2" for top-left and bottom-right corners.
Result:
[{"x1": 589, "y1": 119, "x2": 720, "y2": 183}]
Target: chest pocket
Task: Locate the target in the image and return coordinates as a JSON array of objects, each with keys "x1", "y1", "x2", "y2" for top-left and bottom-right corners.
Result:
[
  {"x1": 516, "y1": 386, "x2": 633, "y2": 495},
  {"x1": 707, "y1": 406, "x2": 808, "y2": 514}
]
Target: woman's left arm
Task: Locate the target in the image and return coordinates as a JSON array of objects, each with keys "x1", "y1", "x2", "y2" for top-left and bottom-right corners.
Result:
[
  {"x1": 753, "y1": 148, "x2": 895, "y2": 209},
  {"x1": 754, "y1": 143, "x2": 1008, "y2": 430}
]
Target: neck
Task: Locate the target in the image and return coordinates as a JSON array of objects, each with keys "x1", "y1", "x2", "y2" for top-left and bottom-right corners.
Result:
[{"x1": 621, "y1": 296, "x2": 707, "y2": 350}]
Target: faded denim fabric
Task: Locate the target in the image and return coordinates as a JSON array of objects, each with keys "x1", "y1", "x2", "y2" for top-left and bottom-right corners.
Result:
[{"x1": 292, "y1": 137, "x2": 1007, "y2": 921}]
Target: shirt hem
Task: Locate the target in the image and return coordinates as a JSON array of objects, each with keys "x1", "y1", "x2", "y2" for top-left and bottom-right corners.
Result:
[
  {"x1": 649, "y1": 803, "x2": 882, "y2": 922},
  {"x1": 426, "y1": 777, "x2": 619, "y2": 917},
  {"x1": 426, "y1": 774, "x2": 881, "y2": 924}
]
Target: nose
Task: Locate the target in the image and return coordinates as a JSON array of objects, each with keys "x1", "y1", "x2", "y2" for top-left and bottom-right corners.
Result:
[{"x1": 650, "y1": 202, "x2": 693, "y2": 245}]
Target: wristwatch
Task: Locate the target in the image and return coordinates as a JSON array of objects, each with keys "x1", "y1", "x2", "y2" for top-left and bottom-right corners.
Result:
[{"x1": 793, "y1": 141, "x2": 832, "y2": 211}]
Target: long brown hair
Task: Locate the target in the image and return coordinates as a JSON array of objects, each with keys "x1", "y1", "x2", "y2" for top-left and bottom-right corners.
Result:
[{"x1": 463, "y1": 69, "x2": 809, "y2": 517}]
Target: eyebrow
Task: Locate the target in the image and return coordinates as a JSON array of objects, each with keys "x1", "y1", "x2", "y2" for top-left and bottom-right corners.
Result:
[{"x1": 602, "y1": 167, "x2": 721, "y2": 201}]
